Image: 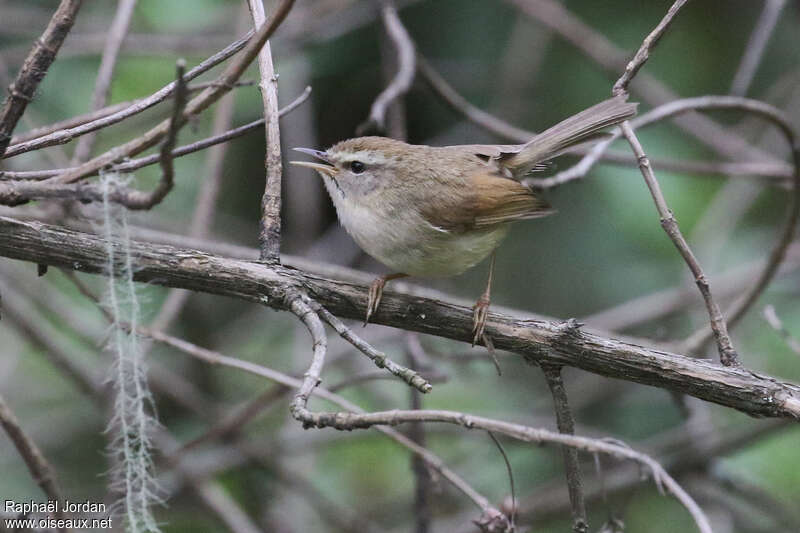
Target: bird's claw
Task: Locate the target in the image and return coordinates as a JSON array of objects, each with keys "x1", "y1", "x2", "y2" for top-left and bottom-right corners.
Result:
[
  {"x1": 472, "y1": 296, "x2": 490, "y2": 346},
  {"x1": 365, "y1": 277, "x2": 386, "y2": 326}
]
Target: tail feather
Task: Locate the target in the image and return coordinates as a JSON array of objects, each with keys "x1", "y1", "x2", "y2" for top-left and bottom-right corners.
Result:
[{"x1": 501, "y1": 95, "x2": 637, "y2": 177}]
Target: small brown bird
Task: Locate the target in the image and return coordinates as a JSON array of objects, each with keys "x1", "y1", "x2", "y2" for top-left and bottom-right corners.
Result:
[{"x1": 291, "y1": 95, "x2": 636, "y2": 344}]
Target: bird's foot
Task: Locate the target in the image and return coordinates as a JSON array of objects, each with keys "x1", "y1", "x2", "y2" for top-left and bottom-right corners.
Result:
[
  {"x1": 365, "y1": 277, "x2": 387, "y2": 326},
  {"x1": 472, "y1": 295, "x2": 490, "y2": 346}
]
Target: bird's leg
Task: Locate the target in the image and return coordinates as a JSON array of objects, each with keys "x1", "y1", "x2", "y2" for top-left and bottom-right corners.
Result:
[
  {"x1": 472, "y1": 252, "x2": 496, "y2": 345},
  {"x1": 365, "y1": 273, "x2": 408, "y2": 325}
]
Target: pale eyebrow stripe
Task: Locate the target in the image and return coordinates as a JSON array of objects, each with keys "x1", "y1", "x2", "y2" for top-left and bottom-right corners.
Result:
[{"x1": 336, "y1": 151, "x2": 388, "y2": 165}]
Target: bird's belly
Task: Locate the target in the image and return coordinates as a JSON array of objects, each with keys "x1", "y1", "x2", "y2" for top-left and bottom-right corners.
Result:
[{"x1": 338, "y1": 202, "x2": 508, "y2": 277}]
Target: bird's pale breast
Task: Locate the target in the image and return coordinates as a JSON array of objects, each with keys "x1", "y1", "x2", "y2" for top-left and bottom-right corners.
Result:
[{"x1": 327, "y1": 178, "x2": 508, "y2": 277}]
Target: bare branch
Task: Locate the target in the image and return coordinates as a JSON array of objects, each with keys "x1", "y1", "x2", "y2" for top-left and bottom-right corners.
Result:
[
  {"x1": 531, "y1": 96, "x2": 799, "y2": 360},
  {"x1": 542, "y1": 365, "x2": 587, "y2": 533},
  {"x1": 140, "y1": 325, "x2": 507, "y2": 525},
  {"x1": 123, "y1": 59, "x2": 188, "y2": 209},
  {"x1": 612, "y1": 0, "x2": 689, "y2": 96},
  {"x1": 0, "y1": 61, "x2": 190, "y2": 210},
  {"x1": 2, "y1": 32, "x2": 255, "y2": 160},
  {"x1": 1, "y1": 216, "x2": 799, "y2": 418},
  {"x1": 729, "y1": 0, "x2": 787, "y2": 97},
  {"x1": 7, "y1": 80, "x2": 254, "y2": 147},
  {"x1": 406, "y1": 334, "x2": 432, "y2": 533},
  {"x1": 0, "y1": 393, "x2": 68, "y2": 529},
  {"x1": 70, "y1": 0, "x2": 138, "y2": 164},
  {"x1": 620, "y1": 120, "x2": 739, "y2": 366},
  {"x1": 306, "y1": 295, "x2": 432, "y2": 393},
  {"x1": 42, "y1": 0, "x2": 295, "y2": 184},
  {"x1": 419, "y1": 54, "x2": 792, "y2": 185},
  {"x1": 287, "y1": 292, "x2": 329, "y2": 424},
  {"x1": 357, "y1": 1, "x2": 415, "y2": 135},
  {"x1": 665, "y1": 99, "x2": 799, "y2": 352},
  {"x1": 0, "y1": 0, "x2": 83, "y2": 157},
  {"x1": 247, "y1": 0, "x2": 286, "y2": 263},
  {"x1": 602, "y1": 0, "x2": 731, "y2": 366},
  {"x1": 148, "y1": 9, "x2": 253, "y2": 332},
  {"x1": 505, "y1": 0, "x2": 787, "y2": 168},
  {"x1": 0, "y1": 87, "x2": 312, "y2": 182},
  {"x1": 294, "y1": 407, "x2": 712, "y2": 533}
]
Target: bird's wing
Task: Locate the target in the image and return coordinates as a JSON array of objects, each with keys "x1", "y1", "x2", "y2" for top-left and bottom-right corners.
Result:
[
  {"x1": 469, "y1": 171, "x2": 556, "y2": 227},
  {"x1": 420, "y1": 170, "x2": 555, "y2": 233}
]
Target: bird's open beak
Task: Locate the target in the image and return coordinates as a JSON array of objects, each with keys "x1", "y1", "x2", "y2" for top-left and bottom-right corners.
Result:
[{"x1": 290, "y1": 147, "x2": 337, "y2": 176}]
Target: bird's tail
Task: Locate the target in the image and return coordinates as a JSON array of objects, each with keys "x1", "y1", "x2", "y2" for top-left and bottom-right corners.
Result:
[{"x1": 501, "y1": 95, "x2": 637, "y2": 177}]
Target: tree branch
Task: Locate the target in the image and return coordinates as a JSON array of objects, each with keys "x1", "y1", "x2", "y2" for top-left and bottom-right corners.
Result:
[
  {"x1": 1, "y1": 216, "x2": 798, "y2": 419},
  {"x1": 0, "y1": 393, "x2": 68, "y2": 530},
  {"x1": 542, "y1": 365, "x2": 587, "y2": 532},
  {"x1": 2, "y1": 32, "x2": 255, "y2": 160},
  {"x1": 247, "y1": 0, "x2": 287, "y2": 263},
  {"x1": 0, "y1": 0, "x2": 83, "y2": 157},
  {"x1": 70, "y1": 0, "x2": 138, "y2": 164},
  {"x1": 357, "y1": 0, "x2": 415, "y2": 135},
  {"x1": 45, "y1": 0, "x2": 296, "y2": 184}
]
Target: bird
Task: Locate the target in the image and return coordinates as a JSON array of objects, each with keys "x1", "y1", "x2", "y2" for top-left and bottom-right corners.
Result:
[{"x1": 291, "y1": 95, "x2": 637, "y2": 344}]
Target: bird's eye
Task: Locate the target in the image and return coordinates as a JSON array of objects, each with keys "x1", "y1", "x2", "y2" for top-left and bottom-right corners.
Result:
[{"x1": 350, "y1": 161, "x2": 365, "y2": 174}]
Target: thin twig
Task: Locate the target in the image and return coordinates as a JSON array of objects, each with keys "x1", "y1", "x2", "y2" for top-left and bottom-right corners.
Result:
[
  {"x1": 293, "y1": 407, "x2": 712, "y2": 533},
  {"x1": 487, "y1": 431, "x2": 516, "y2": 532},
  {"x1": 680, "y1": 102, "x2": 799, "y2": 352},
  {"x1": 2, "y1": 31, "x2": 256, "y2": 160},
  {"x1": 0, "y1": 61, "x2": 189, "y2": 209},
  {"x1": 122, "y1": 59, "x2": 189, "y2": 209},
  {"x1": 70, "y1": 0, "x2": 138, "y2": 164},
  {"x1": 308, "y1": 297, "x2": 432, "y2": 393},
  {"x1": 357, "y1": 0, "x2": 415, "y2": 135},
  {"x1": 541, "y1": 365, "x2": 587, "y2": 533},
  {"x1": 0, "y1": 87, "x2": 312, "y2": 182},
  {"x1": 612, "y1": 0, "x2": 689, "y2": 97},
  {"x1": 288, "y1": 290, "x2": 510, "y2": 531},
  {"x1": 417, "y1": 55, "x2": 533, "y2": 141},
  {"x1": 140, "y1": 324, "x2": 508, "y2": 525},
  {"x1": 729, "y1": 0, "x2": 787, "y2": 97},
  {"x1": 0, "y1": 393, "x2": 68, "y2": 530},
  {"x1": 606, "y1": 0, "x2": 727, "y2": 367},
  {"x1": 0, "y1": 0, "x2": 83, "y2": 157},
  {"x1": 7, "y1": 81, "x2": 254, "y2": 147},
  {"x1": 406, "y1": 334, "x2": 431, "y2": 533},
  {"x1": 44, "y1": 0, "x2": 295, "y2": 184},
  {"x1": 582, "y1": 244, "x2": 800, "y2": 332},
  {"x1": 505, "y1": 0, "x2": 785, "y2": 167},
  {"x1": 148, "y1": 8, "x2": 248, "y2": 332},
  {"x1": 418, "y1": 53, "x2": 792, "y2": 185},
  {"x1": 620, "y1": 120, "x2": 738, "y2": 366},
  {"x1": 286, "y1": 292, "x2": 328, "y2": 424},
  {"x1": 533, "y1": 94, "x2": 799, "y2": 360}
]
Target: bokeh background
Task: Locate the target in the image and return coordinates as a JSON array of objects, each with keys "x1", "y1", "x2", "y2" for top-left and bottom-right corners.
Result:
[{"x1": 1, "y1": 0, "x2": 799, "y2": 531}]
